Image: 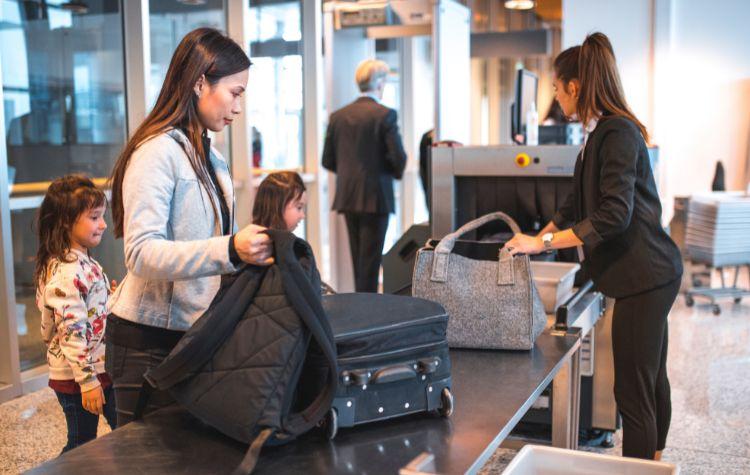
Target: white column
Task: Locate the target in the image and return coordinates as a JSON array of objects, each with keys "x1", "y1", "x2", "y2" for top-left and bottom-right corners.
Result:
[
  {"x1": 400, "y1": 38, "x2": 417, "y2": 233},
  {"x1": 487, "y1": 58, "x2": 502, "y2": 145},
  {"x1": 302, "y1": 0, "x2": 326, "y2": 276},
  {"x1": 225, "y1": 0, "x2": 254, "y2": 228},
  {"x1": 0, "y1": 54, "x2": 22, "y2": 402},
  {"x1": 122, "y1": 0, "x2": 150, "y2": 137},
  {"x1": 401, "y1": 35, "x2": 433, "y2": 225},
  {"x1": 433, "y1": 0, "x2": 471, "y2": 144},
  {"x1": 469, "y1": 59, "x2": 483, "y2": 145}
]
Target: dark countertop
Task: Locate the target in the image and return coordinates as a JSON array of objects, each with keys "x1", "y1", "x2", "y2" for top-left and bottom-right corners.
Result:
[{"x1": 29, "y1": 331, "x2": 580, "y2": 475}]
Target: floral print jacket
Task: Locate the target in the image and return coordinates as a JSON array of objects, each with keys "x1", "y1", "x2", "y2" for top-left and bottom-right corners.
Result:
[{"x1": 37, "y1": 249, "x2": 110, "y2": 392}]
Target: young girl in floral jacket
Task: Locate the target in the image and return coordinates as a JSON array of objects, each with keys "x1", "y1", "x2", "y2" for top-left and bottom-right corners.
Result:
[{"x1": 35, "y1": 175, "x2": 116, "y2": 453}]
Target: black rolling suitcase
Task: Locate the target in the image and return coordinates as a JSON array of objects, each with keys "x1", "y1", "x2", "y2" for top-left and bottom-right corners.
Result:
[{"x1": 315, "y1": 293, "x2": 454, "y2": 438}]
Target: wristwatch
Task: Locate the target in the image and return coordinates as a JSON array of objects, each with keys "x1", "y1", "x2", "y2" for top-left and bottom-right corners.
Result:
[{"x1": 542, "y1": 232, "x2": 554, "y2": 252}]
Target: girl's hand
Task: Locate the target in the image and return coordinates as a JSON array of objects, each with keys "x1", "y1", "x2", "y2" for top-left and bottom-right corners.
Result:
[
  {"x1": 81, "y1": 385, "x2": 105, "y2": 415},
  {"x1": 504, "y1": 233, "x2": 544, "y2": 256}
]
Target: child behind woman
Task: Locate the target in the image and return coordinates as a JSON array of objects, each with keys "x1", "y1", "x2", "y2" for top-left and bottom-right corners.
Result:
[
  {"x1": 35, "y1": 175, "x2": 116, "y2": 453},
  {"x1": 253, "y1": 171, "x2": 335, "y2": 294},
  {"x1": 252, "y1": 171, "x2": 307, "y2": 232}
]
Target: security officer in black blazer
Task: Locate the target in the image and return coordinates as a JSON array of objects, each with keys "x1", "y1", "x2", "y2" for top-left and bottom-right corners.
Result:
[
  {"x1": 505, "y1": 33, "x2": 682, "y2": 461},
  {"x1": 322, "y1": 59, "x2": 407, "y2": 292}
]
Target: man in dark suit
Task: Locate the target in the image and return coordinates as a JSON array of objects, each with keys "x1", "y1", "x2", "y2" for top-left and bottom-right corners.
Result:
[{"x1": 322, "y1": 59, "x2": 407, "y2": 292}]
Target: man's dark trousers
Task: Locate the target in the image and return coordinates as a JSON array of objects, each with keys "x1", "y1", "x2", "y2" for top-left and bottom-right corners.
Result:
[{"x1": 344, "y1": 212, "x2": 389, "y2": 292}]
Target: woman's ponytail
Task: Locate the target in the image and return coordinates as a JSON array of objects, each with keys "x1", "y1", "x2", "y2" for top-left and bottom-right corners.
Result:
[{"x1": 555, "y1": 32, "x2": 649, "y2": 143}]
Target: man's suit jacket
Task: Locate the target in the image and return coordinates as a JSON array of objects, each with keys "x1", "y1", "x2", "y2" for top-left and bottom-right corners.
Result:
[
  {"x1": 322, "y1": 96, "x2": 407, "y2": 215},
  {"x1": 553, "y1": 115, "x2": 682, "y2": 299}
]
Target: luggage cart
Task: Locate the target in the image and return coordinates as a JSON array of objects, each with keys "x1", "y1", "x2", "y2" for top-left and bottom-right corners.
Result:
[
  {"x1": 684, "y1": 193, "x2": 750, "y2": 315},
  {"x1": 685, "y1": 264, "x2": 750, "y2": 315}
]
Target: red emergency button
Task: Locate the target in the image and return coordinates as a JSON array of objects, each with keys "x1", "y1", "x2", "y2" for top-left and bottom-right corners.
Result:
[{"x1": 515, "y1": 152, "x2": 531, "y2": 167}]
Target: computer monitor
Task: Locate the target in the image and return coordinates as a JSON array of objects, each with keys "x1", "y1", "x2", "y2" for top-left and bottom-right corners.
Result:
[{"x1": 511, "y1": 68, "x2": 538, "y2": 144}]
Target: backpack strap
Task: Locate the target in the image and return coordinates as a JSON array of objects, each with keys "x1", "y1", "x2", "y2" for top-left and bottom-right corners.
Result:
[
  {"x1": 231, "y1": 428, "x2": 274, "y2": 475},
  {"x1": 132, "y1": 377, "x2": 155, "y2": 421},
  {"x1": 267, "y1": 230, "x2": 338, "y2": 437}
]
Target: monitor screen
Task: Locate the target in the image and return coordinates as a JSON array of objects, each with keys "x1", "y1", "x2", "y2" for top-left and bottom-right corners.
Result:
[{"x1": 512, "y1": 69, "x2": 538, "y2": 144}]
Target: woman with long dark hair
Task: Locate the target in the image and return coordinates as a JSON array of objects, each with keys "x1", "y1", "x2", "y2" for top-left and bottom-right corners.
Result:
[
  {"x1": 504, "y1": 32, "x2": 683, "y2": 460},
  {"x1": 106, "y1": 28, "x2": 272, "y2": 425}
]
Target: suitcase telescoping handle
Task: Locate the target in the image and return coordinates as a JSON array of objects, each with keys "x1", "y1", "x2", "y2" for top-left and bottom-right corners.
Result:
[{"x1": 431, "y1": 211, "x2": 522, "y2": 284}]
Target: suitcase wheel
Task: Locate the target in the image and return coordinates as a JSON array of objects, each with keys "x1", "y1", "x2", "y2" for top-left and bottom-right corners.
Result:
[
  {"x1": 325, "y1": 408, "x2": 338, "y2": 440},
  {"x1": 438, "y1": 388, "x2": 454, "y2": 418}
]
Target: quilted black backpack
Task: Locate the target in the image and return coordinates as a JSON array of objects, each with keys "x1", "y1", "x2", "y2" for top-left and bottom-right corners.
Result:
[{"x1": 135, "y1": 231, "x2": 338, "y2": 474}]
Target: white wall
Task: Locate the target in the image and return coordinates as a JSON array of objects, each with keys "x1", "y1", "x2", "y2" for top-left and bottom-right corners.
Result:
[
  {"x1": 562, "y1": 0, "x2": 653, "y2": 131},
  {"x1": 563, "y1": 0, "x2": 750, "y2": 220},
  {"x1": 656, "y1": 0, "x2": 750, "y2": 202}
]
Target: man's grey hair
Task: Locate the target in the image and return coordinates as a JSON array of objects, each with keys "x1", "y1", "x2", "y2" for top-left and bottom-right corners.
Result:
[{"x1": 355, "y1": 59, "x2": 390, "y2": 92}]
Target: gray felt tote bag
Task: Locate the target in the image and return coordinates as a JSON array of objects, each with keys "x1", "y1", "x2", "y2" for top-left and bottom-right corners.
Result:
[{"x1": 412, "y1": 212, "x2": 546, "y2": 350}]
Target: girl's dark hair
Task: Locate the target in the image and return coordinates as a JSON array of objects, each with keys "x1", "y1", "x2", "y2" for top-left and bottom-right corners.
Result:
[
  {"x1": 109, "y1": 28, "x2": 251, "y2": 238},
  {"x1": 554, "y1": 31, "x2": 649, "y2": 143},
  {"x1": 35, "y1": 175, "x2": 107, "y2": 285},
  {"x1": 252, "y1": 171, "x2": 306, "y2": 230}
]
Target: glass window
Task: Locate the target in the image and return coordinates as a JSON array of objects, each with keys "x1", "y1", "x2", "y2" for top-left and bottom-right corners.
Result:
[
  {"x1": 247, "y1": 0, "x2": 301, "y2": 43},
  {"x1": 148, "y1": 0, "x2": 229, "y2": 159},
  {"x1": 246, "y1": 0, "x2": 303, "y2": 171},
  {"x1": 1, "y1": 0, "x2": 127, "y2": 371}
]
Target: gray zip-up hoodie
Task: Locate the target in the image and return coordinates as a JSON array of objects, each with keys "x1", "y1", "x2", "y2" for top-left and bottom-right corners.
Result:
[{"x1": 108, "y1": 129, "x2": 238, "y2": 330}]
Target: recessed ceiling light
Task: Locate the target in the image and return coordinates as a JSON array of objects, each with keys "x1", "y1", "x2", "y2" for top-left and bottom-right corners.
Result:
[
  {"x1": 504, "y1": 0, "x2": 535, "y2": 10},
  {"x1": 60, "y1": 1, "x2": 89, "y2": 14}
]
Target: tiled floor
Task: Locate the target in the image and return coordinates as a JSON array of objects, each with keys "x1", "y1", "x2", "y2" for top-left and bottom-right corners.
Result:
[
  {"x1": 0, "y1": 387, "x2": 111, "y2": 475},
  {"x1": 479, "y1": 292, "x2": 750, "y2": 475},
  {"x1": 2, "y1": 290, "x2": 749, "y2": 474}
]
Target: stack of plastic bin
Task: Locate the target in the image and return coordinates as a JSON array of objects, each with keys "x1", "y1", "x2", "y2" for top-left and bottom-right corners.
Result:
[
  {"x1": 686, "y1": 193, "x2": 750, "y2": 266},
  {"x1": 684, "y1": 192, "x2": 750, "y2": 315}
]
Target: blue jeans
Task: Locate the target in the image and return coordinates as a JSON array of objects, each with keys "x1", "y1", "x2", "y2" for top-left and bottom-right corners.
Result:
[{"x1": 54, "y1": 385, "x2": 117, "y2": 453}]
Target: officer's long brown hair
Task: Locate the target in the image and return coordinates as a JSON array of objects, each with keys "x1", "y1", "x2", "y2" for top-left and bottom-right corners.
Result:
[
  {"x1": 554, "y1": 32, "x2": 649, "y2": 143},
  {"x1": 109, "y1": 28, "x2": 251, "y2": 238}
]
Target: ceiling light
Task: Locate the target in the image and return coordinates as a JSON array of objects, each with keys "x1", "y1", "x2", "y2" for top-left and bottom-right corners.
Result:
[
  {"x1": 60, "y1": 1, "x2": 89, "y2": 14},
  {"x1": 504, "y1": 0, "x2": 535, "y2": 10}
]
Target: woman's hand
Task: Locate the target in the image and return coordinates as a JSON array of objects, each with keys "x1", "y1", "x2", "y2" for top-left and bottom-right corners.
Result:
[
  {"x1": 81, "y1": 385, "x2": 105, "y2": 415},
  {"x1": 234, "y1": 224, "x2": 274, "y2": 265},
  {"x1": 503, "y1": 233, "x2": 544, "y2": 256}
]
